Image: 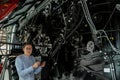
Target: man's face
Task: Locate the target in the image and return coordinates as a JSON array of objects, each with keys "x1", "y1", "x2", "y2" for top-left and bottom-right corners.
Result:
[{"x1": 23, "y1": 45, "x2": 33, "y2": 56}]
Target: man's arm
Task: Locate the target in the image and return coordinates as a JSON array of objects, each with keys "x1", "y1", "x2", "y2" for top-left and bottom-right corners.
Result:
[
  {"x1": 34, "y1": 61, "x2": 46, "y2": 74},
  {"x1": 34, "y1": 67, "x2": 42, "y2": 74},
  {"x1": 15, "y1": 57, "x2": 34, "y2": 77}
]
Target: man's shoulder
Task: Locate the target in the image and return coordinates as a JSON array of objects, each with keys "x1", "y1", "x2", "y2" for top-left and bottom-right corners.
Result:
[
  {"x1": 15, "y1": 54, "x2": 25, "y2": 65},
  {"x1": 16, "y1": 54, "x2": 24, "y2": 60}
]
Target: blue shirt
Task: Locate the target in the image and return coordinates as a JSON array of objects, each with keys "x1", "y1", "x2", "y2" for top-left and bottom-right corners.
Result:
[{"x1": 15, "y1": 54, "x2": 42, "y2": 80}]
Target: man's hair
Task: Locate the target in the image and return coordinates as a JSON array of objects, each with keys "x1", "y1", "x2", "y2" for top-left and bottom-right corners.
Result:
[{"x1": 22, "y1": 42, "x2": 33, "y2": 49}]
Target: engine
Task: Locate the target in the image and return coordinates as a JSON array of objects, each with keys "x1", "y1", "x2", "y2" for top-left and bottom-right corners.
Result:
[{"x1": 0, "y1": 0, "x2": 120, "y2": 80}]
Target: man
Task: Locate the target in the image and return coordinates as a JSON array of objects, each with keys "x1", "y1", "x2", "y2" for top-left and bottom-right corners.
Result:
[{"x1": 15, "y1": 43, "x2": 46, "y2": 80}]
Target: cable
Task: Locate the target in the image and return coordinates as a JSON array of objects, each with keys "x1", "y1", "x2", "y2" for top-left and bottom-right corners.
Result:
[
  {"x1": 98, "y1": 30, "x2": 120, "y2": 54},
  {"x1": 103, "y1": 5, "x2": 116, "y2": 30}
]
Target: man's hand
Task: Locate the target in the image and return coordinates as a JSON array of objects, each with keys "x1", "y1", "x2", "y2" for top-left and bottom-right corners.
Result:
[
  {"x1": 40, "y1": 61, "x2": 46, "y2": 67},
  {"x1": 32, "y1": 62, "x2": 40, "y2": 69}
]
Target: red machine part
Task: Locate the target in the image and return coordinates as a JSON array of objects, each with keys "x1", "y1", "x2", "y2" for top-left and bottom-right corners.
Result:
[
  {"x1": 0, "y1": 0, "x2": 19, "y2": 20},
  {"x1": 0, "y1": 63, "x2": 2, "y2": 73}
]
